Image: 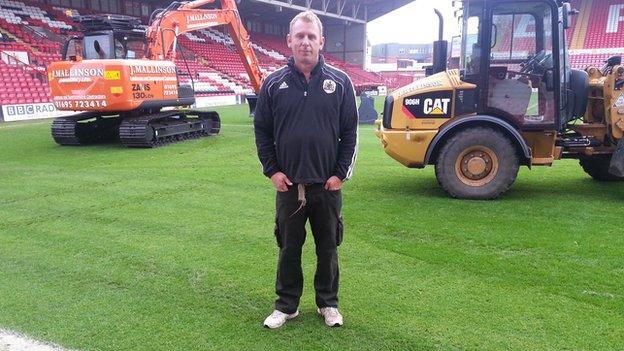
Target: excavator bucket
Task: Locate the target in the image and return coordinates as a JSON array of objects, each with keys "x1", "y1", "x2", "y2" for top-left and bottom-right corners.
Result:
[
  {"x1": 609, "y1": 138, "x2": 624, "y2": 177},
  {"x1": 246, "y1": 94, "x2": 258, "y2": 117}
]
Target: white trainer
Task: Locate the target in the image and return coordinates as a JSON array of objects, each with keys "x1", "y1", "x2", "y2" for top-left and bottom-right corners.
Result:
[
  {"x1": 317, "y1": 307, "x2": 343, "y2": 327},
  {"x1": 263, "y1": 309, "x2": 299, "y2": 329}
]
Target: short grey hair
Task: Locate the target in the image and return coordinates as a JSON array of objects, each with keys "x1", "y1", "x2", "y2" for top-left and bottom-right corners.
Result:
[{"x1": 289, "y1": 10, "x2": 324, "y2": 37}]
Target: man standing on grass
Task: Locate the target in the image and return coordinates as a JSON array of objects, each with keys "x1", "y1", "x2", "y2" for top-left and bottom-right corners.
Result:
[{"x1": 253, "y1": 10, "x2": 358, "y2": 329}]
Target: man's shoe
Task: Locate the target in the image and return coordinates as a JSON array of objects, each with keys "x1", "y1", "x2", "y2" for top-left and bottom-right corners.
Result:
[
  {"x1": 317, "y1": 307, "x2": 343, "y2": 327},
  {"x1": 263, "y1": 309, "x2": 299, "y2": 329}
]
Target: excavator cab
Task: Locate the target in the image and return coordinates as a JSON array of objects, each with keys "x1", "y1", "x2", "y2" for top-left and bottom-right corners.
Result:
[{"x1": 62, "y1": 15, "x2": 147, "y2": 61}]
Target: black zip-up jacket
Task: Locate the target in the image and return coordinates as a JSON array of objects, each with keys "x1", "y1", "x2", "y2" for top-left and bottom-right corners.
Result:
[{"x1": 254, "y1": 55, "x2": 358, "y2": 184}]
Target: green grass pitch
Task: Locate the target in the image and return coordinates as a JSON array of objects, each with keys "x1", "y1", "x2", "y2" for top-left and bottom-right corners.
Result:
[{"x1": 0, "y1": 100, "x2": 623, "y2": 350}]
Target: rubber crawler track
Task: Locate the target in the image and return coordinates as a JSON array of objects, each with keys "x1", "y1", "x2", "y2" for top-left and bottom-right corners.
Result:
[{"x1": 51, "y1": 110, "x2": 220, "y2": 148}]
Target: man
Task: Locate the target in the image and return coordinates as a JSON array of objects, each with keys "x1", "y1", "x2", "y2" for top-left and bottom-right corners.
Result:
[{"x1": 254, "y1": 10, "x2": 358, "y2": 329}]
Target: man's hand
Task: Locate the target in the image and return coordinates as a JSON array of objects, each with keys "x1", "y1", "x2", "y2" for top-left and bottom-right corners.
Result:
[
  {"x1": 271, "y1": 172, "x2": 293, "y2": 192},
  {"x1": 324, "y1": 176, "x2": 343, "y2": 191}
]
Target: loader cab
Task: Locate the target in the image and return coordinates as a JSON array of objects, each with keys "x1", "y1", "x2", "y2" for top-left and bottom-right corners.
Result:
[{"x1": 459, "y1": 0, "x2": 585, "y2": 130}]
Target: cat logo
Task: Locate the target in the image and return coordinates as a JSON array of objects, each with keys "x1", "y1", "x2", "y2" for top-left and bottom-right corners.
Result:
[
  {"x1": 402, "y1": 92, "x2": 452, "y2": 119},
  {"x1": 423, "y1": 98, "x2": 451, "y2": 115},
  {"x1": 323, "y1": 79, "x2": 336, "y2": 94}
]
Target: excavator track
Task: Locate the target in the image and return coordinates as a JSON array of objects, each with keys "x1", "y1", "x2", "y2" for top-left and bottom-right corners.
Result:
[
  {"x1": 119, "y1": 110, "x2": 220, "y2": 148},
  {"x1": 51, "y1": 112, "x2": 120, "y2": 146}
]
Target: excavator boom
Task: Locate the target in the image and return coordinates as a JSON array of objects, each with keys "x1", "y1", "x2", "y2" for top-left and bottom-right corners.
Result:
[{"x1": 146, "y1": 0, "x2": 262, "y2": 92}]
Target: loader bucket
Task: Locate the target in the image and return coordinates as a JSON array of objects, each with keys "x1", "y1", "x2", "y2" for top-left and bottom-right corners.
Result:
[
  {"x1": 609, "y1": 138, "x2": 624, "y2": 177},
  {"x1": 246, "y1": 94, "x2": 258, "y2": 118}
]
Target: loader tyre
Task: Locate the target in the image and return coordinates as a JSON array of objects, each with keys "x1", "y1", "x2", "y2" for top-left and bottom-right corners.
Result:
[
  {"x1": 579, "y1": 154, "x2": 624, "y2": 181},
  {"x1": 435, "y1": 127, "x2": 519, "y2": 199}
]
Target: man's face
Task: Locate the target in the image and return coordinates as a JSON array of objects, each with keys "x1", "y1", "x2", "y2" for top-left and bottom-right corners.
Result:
[{"x1": 287, "y1": 19, "x2": 324, "y2": 66}]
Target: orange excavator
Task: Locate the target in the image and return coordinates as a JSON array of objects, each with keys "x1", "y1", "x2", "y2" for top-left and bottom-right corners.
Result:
[{"x1": 48, "y1": 0, "x2": 263, "y2": 147}]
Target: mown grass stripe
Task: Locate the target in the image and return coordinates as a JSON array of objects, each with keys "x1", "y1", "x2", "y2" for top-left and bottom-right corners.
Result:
[{"x1": 0, "y1": 98, "x2": 623, "y2": 350}]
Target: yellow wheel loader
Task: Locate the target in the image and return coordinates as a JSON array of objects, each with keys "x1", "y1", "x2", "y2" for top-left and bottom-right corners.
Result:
[{"x1": 376, "y1": 0, "x2": 624, "y2": 199}]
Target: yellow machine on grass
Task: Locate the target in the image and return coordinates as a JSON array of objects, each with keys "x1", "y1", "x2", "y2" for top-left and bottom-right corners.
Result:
[{"x1": 376, "y1": 0, "x2": 624, "y2": 199}]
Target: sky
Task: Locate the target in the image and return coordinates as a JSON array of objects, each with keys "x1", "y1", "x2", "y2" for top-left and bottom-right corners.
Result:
[{"x1": 367, "y1": 0, "x2": 459, "y2": 45}]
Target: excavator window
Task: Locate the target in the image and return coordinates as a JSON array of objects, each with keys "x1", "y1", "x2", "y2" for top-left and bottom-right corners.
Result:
[
  {"x1": 62, "y1": 37, "x2": 82, "y2": 61},
  {"x1": 94, "y1": 40, "x2": 107, "y2": 58},
  {"x1": 114, "y1": 39, "x2": 125, "y2": 59},
  {"x1": 125, "y1": 40, "x2": 147, "y2": 59},
  {"x1": 84, "y1": 34, "x2": 114, "y2": 60},
  {"x1": 63, "y1": 34, "x2": 145, "y2": 60}
]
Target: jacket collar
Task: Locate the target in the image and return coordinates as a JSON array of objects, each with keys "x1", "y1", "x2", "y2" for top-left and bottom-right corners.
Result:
[{"x1": 287, "y1": 55, "x2": 325, "y2": 77}]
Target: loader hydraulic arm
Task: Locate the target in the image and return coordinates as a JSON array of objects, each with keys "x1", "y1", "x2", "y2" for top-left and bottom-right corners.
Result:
[{"x1": 146, "y1": 0, "x2": 263, "y2": 93}]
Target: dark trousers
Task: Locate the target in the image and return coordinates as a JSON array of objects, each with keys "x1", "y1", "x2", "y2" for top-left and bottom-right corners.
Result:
[{"x1": 274, "y1": 184, "x2": 343, "y2": 314}]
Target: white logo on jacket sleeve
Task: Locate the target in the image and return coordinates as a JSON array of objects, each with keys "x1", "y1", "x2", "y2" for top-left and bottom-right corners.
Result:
[
  {"x1": 279, "y1": 81, "x2": 289, "y2": 89},
  {"x1": 323, "y1": 79, "x2": 336, "y2": 94}
]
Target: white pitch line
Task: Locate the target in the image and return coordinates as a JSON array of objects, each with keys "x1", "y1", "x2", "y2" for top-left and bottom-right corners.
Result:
[
  {"x1": 220, "y1": 124, "x2": 253, "y2": 127},
  {"x1": 0, "y1": 329, "x2": 76, "y2": 351},
  {"x1": 0, "y1": 121, "x2": 49, "y2": 130}
]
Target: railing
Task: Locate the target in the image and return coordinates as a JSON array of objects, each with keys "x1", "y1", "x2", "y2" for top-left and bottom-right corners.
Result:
[
  {"x1": 0, "y1": 50, "x2": 47, "y2": 82},
  {"x1": 22, "y1": 24, "x2": 65, "y2": 52},
  {"x1": 25, "y1": 24, "x2": 64, "y2": 43}
]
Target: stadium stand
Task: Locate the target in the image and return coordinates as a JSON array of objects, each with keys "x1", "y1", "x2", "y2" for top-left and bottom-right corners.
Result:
[
  {"x1": 566, "y1": 0, "x2": 624, "y2": 67},
  {"x1": 485, "y1": 0, "x2": 624, "y2": 70},
  {"x1": 584, "y1": 0, "x2": 624, "y2": 49},
  {"x1": 0, "y1": 0, "x2": 386, "y2": 106},
  {"x1": 1, "y1": 0, "x2": 624, "y2": 106},
  {"x1": 247, "y1": 30, "x2": 383, "y2": 92},
  {"x1": 178, "y1": 29, "x2": 282, "y2": 94},
  {"x1": 377, "y1": 71, "x2": 418, "y2": 89},
  {"x1": 0, "y1": 58, "x2": 48, "y2": 104}
]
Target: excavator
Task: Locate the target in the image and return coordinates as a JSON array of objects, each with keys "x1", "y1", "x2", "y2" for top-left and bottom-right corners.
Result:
[
  {"x1": 48, "y1": 0, "x2": 263, "y2": 147},
  {"x1": 376, "y1": 0, "x2": 624, "y2": 199}
]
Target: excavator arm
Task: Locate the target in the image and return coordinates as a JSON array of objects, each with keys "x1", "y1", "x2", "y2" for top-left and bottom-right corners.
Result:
[{"x1": 146, "y1": 0, "x2": 263, "y2": 93}]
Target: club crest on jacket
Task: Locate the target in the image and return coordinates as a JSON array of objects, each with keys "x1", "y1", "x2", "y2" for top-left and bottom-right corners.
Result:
[{"x1": 323, "y1": 79, "x2": 336, "y2": 94}]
